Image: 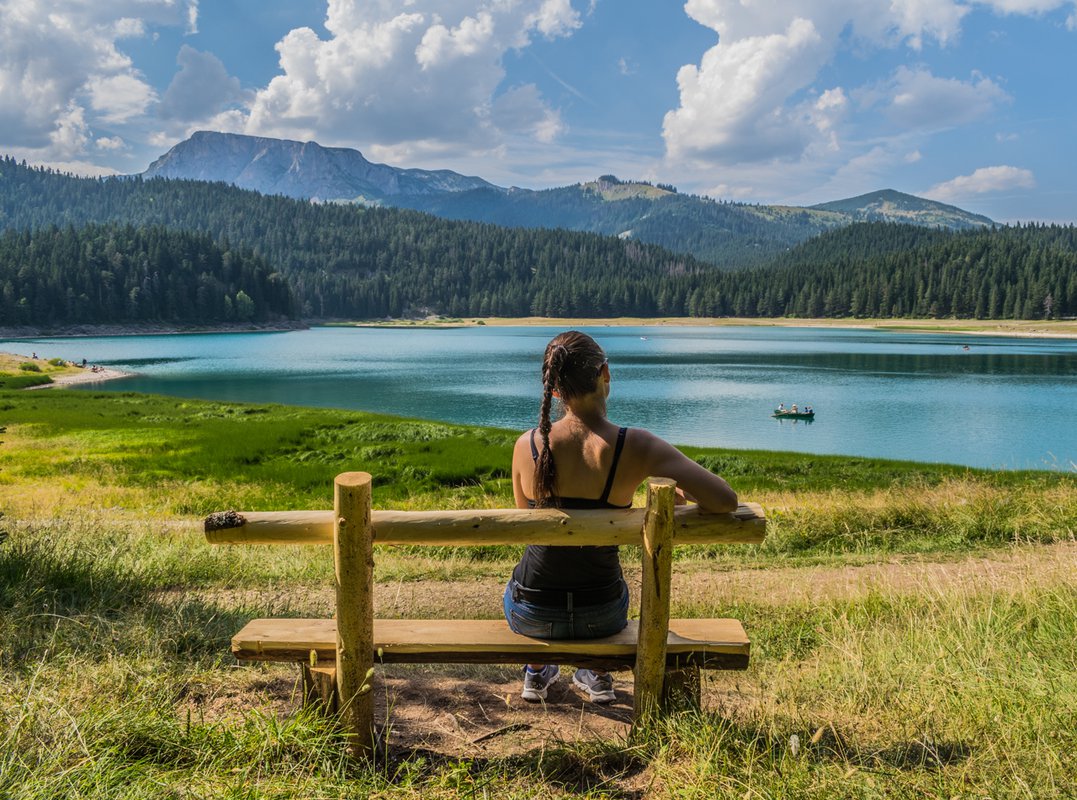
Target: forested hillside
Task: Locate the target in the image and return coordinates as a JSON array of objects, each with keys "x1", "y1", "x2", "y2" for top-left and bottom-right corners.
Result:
[
  {"x1": 688, "y1": 223, "x2": 1077, "y2": 318},
  {"x1": 391, "y1": 180, "x2": 840, "y2": 267},
  {"x1": 2, "y1": 159, "x2": 1074, "y2": 322},
  {"x1": 0, "y1": 224, "x2": 293, "y2": 326},
  {"x1": 0, "y1": 158, "x2": 709, "y2": 319}
]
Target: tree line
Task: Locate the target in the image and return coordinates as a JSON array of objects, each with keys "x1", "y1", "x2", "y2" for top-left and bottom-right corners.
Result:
[
  {"x1": 0, "y1": 224, "x2": 293, "y2": 326},
  {"x1": 1, "y1": 158, "x2": 1074, "y2": 323}
]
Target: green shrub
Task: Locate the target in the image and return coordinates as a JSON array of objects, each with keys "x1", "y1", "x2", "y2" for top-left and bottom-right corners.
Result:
[
  {"x1": 0, "y1": 373, "x2": 52, "y2": 388},
  {"x1": 18, "y1": 362, "x2": 41, "y2": 372},
  {"x1": 48, "y1": 357, "x2": 66, "y2": 367}
]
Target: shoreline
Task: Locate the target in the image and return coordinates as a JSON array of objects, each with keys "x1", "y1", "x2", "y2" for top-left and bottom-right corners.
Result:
[
  {"x1": 1, "y1": 351, "x2": 135, "y2": 390},
  {"x1": 332, "y1": 316, "x2": 1077, "y2": 340},
  {"x1": 29, "y1": 366, "x2": 134, "y2": 389},
  {"x1": 3, "y1": 317, "x2": 1076, "y2": 340},
  {"x1": 0, "y1": 320, "x2": 308, "y2": 340}
]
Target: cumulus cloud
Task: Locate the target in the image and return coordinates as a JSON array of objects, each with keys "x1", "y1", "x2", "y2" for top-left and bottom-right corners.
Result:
[
  {"x1": 0, "y1": 1, "x2": 195, "y2": 163},
  {"x1": 662, "y1": 0, "x2": 1031, "y2": 169},
  {"x1": 160, "y1": 46, "x2": 244, "y2": 122},
  {"x1": 926, "y1": 165, "x2": 1036, "y2": 200},
  {"x1": 244, "y1": 0, "x2": 581, "y2": 158},
  {"x1": 663, "y1": 17, "x2": 834, "y2": 161},
  {"x1": 95, "y1": 136, "x2": 126, "y2": 151},
  {"x1": 882, "y1": 67, "x2": 1010, "y2": 129}
]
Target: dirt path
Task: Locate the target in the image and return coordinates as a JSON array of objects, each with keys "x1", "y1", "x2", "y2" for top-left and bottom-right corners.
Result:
[
  {"x1": 177, "y1": 541, "x2": 1077, "y2": 619},
  {"x1": 174, "y1": 542, "x2": 1076, "y2": 758}
]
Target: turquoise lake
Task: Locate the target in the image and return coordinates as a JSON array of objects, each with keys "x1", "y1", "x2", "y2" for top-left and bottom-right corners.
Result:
[{"x1": 7, "y1": 325, "x2": 1077, "y2": 471}]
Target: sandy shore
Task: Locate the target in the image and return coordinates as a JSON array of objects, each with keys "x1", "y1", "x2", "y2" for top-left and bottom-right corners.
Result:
[
  {"x1": 477, "y1": 316, "x2": 1077, "y2": 338},
  {"x1": 347, "y1": 316, "x2": 1077, "y2": 340},
  {"x1": 38, "y1": 366, "x2": 133, "y2": 388},
  {"x1": 0, "y1": 351, "x2": 134, "y2": 390}
]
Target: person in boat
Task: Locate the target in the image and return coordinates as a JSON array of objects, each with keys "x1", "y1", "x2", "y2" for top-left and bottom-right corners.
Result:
[
  {"x1": 791, "y1": 404, "x2": 798, "y2": 413},
  {"x1": 505, "y1": 330, "x2": 738, "y2": 704},
  {"x1": 777, "y1": 403, "x2": 786, "y2": 412}
]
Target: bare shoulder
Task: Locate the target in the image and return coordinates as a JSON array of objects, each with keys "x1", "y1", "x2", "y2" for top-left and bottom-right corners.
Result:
[
  {"x1": 513, "y1": 430, "x2": 533, "y2": 460},
  {"x1": 625, "y1": 427, "x2": 675, "y2": 457}
]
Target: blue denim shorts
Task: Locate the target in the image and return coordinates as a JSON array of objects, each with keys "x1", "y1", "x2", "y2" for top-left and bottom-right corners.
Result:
[{"x1": 502, "y1": 578, "x2": 629, "y2": 640}]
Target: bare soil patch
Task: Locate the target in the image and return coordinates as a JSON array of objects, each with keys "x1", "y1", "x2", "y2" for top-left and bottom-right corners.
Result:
[{"x1": 171, "y1": 542, "x2": 1076, "y2": 758}]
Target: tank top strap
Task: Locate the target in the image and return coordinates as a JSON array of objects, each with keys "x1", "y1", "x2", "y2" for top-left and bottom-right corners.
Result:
[
  {"x1": 598, "y1": 427, "x2": 629, "y2": 504},
  {"x1": 529, "y1": 428, "x2": 539, "y2": 461}
]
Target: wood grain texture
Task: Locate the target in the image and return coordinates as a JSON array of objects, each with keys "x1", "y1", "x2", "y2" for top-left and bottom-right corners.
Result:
[
  {"x1": 635, "y1": 479, "x2": 675, "y2": 722},
  {"x1": 231, "y1": 618, "x2": 750, "y2": 670},
  {"x1": 204, "y1": 502, "x2": 766, "y2": 547},
  {"x1": 334, "y1": 472, "x2": 374, "y2": 758}
]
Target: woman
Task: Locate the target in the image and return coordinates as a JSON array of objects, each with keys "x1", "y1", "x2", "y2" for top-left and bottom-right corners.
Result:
[{"x1": 504, "y1": 331, "x2": 738, "y2": 704}]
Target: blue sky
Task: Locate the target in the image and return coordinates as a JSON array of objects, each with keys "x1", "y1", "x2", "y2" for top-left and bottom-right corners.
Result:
[{"x1": 2, "y1": 0, "x2": 1074, "y2": 222}]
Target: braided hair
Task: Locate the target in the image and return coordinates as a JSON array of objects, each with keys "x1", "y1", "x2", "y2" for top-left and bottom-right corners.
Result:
[{"x1": 533, "y1": 331, "x2": 607, "y2": 507}]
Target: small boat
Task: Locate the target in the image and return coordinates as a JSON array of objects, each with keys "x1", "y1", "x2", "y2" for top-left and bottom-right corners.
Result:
[{"x1": 772, "y1": 409, "x2": 815, "y2": 420}]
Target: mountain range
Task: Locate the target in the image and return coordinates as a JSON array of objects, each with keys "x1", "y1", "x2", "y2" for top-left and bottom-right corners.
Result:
[{"x1": 143, "y1": 132, "x2": 995, "y2": 268}]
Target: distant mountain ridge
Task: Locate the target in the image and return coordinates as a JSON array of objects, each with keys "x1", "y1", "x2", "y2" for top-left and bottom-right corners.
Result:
[
  {"x1": 142, "y1": 132, "x2": 996, "y2": 267},
  {"x1": 143, "y1": 131, "x2": 496, "y2": 202},
  {"x1": 810, "y1": 189, "x2": 994, "y2": 229}
]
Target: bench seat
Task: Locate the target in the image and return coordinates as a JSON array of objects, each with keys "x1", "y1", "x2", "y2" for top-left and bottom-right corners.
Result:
[{"x1": 233, "y1": 618, "x2": 751, "y2": 670}]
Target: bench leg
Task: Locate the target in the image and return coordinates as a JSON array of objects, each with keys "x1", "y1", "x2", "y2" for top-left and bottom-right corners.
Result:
[
  {"x1": 302, "y1": 664, "x2": 338, "y2": 714},
  {"x1": 662, "y1": 665, "x2": 701, "y2": 710}
]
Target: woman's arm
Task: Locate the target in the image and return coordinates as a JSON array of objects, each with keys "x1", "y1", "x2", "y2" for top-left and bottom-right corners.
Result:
[
  {"x1": 511, "y1": 433, "x2": 533, "y2": 509},
  {"x1": 636, "y1": 430, "x2": 738, "y2": 513}
]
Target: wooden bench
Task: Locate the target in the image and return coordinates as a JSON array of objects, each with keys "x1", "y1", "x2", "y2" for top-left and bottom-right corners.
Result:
[{"x1": 205, "y1": 472, "x2": 766, "y2": 756}]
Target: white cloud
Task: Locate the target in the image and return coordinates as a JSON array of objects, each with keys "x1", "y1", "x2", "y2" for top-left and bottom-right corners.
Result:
[
  {"x1": 979, "y1": 0, "x2": 1072, "y2": 14},
  {"x1": 996, "y1": 131, "x2": 1019, "y2": 142},
  {"x1": 883, "y1": 66, "x2": 1010, "y2": 129},
  {"x1": 663, "y1": 17, "x2": 833, "y2": 162},
  {"x1": 905, "y1": 149, "x2": 923, "y2": 162},
  {"x1": 160, "y1": 46, "x2": 244, "y2": 122},
  {"x1": 660, "y1": 0, "x2": 1054, "y2": 193},
  {"x1": 88, "y1": 74, "x2": 157, "y2": 124},
  {"x1": 95, "y1": 136, "x2": 126, "y2": 151},
  {"x1": 491, "y1": 84, "x2": 565, "y2": 142},
  {"x1": 187, "y1": 0, "x2": 199, "y2": 35},
  {"x1": 662, "y1": 1, "x2": 978, "y2": 165},
  {"x1": 0, "y1": 1, "x2": 190, "y2": 163},
  {"x1": 244, "y1": 0, "x2": 580, "y2": 158},
  {"x1": 926, "y1": 165, "x2": 1036, "y2": 200},
  {"x1": 27, "y1": 160, "x2": 120, "y2": 178}
]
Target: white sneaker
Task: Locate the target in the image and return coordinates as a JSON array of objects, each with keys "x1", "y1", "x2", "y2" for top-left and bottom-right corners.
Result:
[
  {"x1": 521, "y1": 665, "x2": 560, "y2": 702},
  {"x1": 572, "y1": 669, "x2": 616, "y2": 703}
]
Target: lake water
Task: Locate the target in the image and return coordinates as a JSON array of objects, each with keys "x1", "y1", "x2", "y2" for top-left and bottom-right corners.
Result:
[{"x1": 6, "y1": 325, "x2": 1077, "y2": 471}]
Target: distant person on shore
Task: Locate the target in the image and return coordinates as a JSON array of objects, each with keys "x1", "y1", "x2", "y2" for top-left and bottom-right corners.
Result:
[{"x1": 505, "y1": 330, "x2": 738, "y2": 704}]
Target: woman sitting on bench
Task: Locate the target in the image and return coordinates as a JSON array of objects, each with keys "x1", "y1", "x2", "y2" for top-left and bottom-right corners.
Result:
[{"x1": 504, "y1": 330, "x2": 739, "y2": 704}]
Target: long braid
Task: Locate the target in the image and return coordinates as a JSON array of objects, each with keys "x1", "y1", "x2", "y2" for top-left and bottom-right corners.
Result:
[{"x1": 534, "y1": 345, "x2": 565, "y2": 507}]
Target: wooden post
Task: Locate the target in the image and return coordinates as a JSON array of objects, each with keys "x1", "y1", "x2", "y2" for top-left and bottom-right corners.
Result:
[
  {"x1": 634, "y1": 478, "x2": 675, "y2": 726},
  {"x1": 662, "y1": 664, "x2": 701, "y2": 710},
  {"x1": 302, "y1": 664, "x2": 338, "y2": 714},
  {"x1": 334, "y1": 472, "x2": 375, "y2": 758}
]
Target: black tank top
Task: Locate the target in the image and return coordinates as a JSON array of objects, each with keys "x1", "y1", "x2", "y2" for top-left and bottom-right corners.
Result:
[{"x1": 511, "y1": 427, "x2": 629, "y2": 592}]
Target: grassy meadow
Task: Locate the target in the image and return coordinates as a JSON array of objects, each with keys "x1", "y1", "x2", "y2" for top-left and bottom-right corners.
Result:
[{"x1": 0, "y1": 387, "x2": 1074, "y2": 798}]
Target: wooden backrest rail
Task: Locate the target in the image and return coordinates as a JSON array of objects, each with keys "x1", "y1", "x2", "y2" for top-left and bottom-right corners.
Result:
[
  {"x1": 205, "y1": 472, "x2": 766, "y2": 758},
  {"x1": 204, "y1": 504, "x2": 766, "y2": 546}
]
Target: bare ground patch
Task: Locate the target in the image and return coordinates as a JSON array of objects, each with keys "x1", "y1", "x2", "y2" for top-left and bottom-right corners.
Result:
[{"x1": 169, "y1": 542, "x2": 1075, "y2": 759}]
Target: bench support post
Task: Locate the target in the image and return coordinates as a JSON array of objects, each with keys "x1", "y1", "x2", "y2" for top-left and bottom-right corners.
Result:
[
  {"x1": 334, "y1": 472, "x2": 375, "y2": 758},
  {"x1": 634, "y1": 478, "x2": 675, "y2": 726},
  {"x1": 662, "y1": 664, "x2": 701, "y2": 709}
]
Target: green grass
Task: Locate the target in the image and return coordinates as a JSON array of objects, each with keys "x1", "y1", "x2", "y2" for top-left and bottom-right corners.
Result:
[{"x1": 0, "y1": 389, "x2": 1075, "y2": 797}]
